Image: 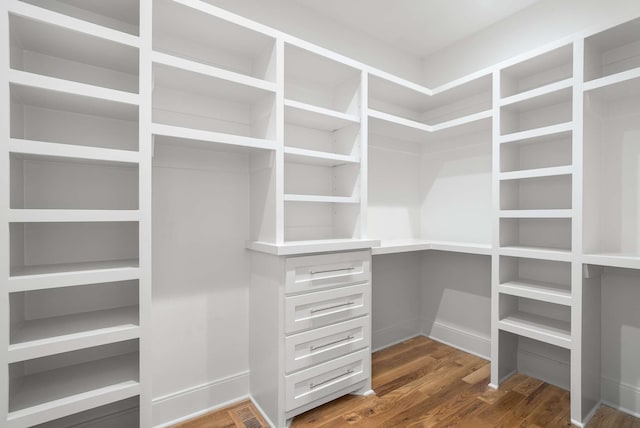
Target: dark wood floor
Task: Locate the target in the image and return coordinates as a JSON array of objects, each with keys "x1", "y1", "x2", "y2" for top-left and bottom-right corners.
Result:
[{"x1": 176, "y1": 336, "x2": 640, "y2": 427}]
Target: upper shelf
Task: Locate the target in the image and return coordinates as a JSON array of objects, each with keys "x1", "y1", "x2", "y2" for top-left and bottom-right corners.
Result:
[
  {"x1": 154, "y1": 0, "x2": 276, "y2": 83},
  {"x1": 285, "y1": 43, "x2": 361, "y2": 116},
  {"x1": 500, "y1": 44, "x2": 573, "y2": 99},
  {"x1": 584, "y1": 16, "x2": 640, "y2": 83},
  {"x1": 9, "y1": 13, "x2": 139, "y2": 94},
  {"x1": 284, "y1": 99, "x2": 359, "y2": 131},
  {"x1": 15, "y1": 0, "x2": 139, "y2": 39}
]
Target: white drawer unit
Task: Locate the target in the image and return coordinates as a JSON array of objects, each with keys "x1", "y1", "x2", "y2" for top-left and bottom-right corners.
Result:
[
  {"x1": 250, "y1": 249, "x2": 373, "y2": 427},
  {"x1": 284, "y1": 282, "x2": 369, "y2": 334},
  {"x1": 284, "y1": 348, "x2": 369, "y2": 412},
  {"x1": 285, "y1": 316, "x2": 370, "y2": 373},
  {"x1": 285, "y1": 251, "x2": 370, "y2": 294}
]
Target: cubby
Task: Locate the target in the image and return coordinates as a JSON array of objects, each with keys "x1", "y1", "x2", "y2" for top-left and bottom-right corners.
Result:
[
  {"x1": 583, "y1": 75, "x2": 640, "y2": 258},
  {"x1": 500, "y1": 218, "x2": 572, "y2": 254},
  {"x1": 284, "y1": 202, "x2": 360, "y2": 242},
  {"x1": 498, "y1": 257, "x2": 571, "y2": 305},
  {"x1": 9, "y1": 154, "x2": 138, "y2": 210},
  {"x1": 10, "y1": 14, "x2": 139, "y2": 93},
  {"x1": 9, "y1": 222, "x2": 139, "y2": 277},
  {"x1": 500, "y1": 130, "x2": 572, "y2": 173},
  {"x1": 501, "y1": 44, "x2": 573, "y2": 98},
  {"x1": 9, "y1": 281, "x2": 139, "y2": 362},
  {"x1": 500, "y1": 87, "x2": 572, "y2": 136},
  {"x1": 584, "y1": 17, "x2": 640, "y2": 83},
  {"x1": 8, "y1": 340, "x2": 140, "y2": 427},
  {"x1": 152, "y1": 62, "x2": 276, "y2": 140},
  {"x1": 500, "y1": 174, "x2": 572, "y2": 211},
  {"x1": 32, "y1": 397, "x2": 139, "y2": 428},
  {"x1": 153, "y1": 0, "x2": 276, "y2": 83},
  {"x1": 10, "y1": 84, "x2": 139, "y2": 151},
  {"x1": 19, "y1": 0, "x2": 140, "y2": 36},
  {"x1": 285, "y1": 44, "x2": 361, "y2": 116}
]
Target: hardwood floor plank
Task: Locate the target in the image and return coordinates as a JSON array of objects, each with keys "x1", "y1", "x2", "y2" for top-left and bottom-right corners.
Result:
[{"x1": 176, "y1": 337, "x2": 640, "y2": 428}]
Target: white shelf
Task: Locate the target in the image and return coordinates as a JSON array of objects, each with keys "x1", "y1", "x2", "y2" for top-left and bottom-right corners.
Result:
[
  {"x1": 8, "y1": 259, "x2": 140, "y2": 292},
  {"x1": 582, "y1": 253, "x2": 640, "y2": 270},
  {"x1": 7, "y1": 353, "x2": 140, "y2": 428},
  {"x1": 500, "y1": 246, "x2": 573, "y2": 262},
  {"x1": 500, "y1": 165, "x2": 573, "y2": 181},
  {"x1": 431, "y1": 109, "x2": 492, "y2": 131},
  {"x1": 583, "y1": 69, "x2": 640, "y2": 101},
  {"x1": 9, "y1": 306, "x2": 139, "y2": 363},
  {"x1": 8, "y1": 139, "x2": 139, "y2": 164},
  {"x1": 371, "y1": 239, "x2": 492, "y2": 256},
  {"x1": 500, "y1": 209, "x2": 573, "y2": 219},
  {"x1": 284, "y1": 147, "x2": 359, "y2": 167},
  {"x1": 10, "y1": 69, "x2": 138, "y2": 106},
  {"x1": 284, "y1": 99, "x2": 359, "y2": 131},
  {"x1": 499, "y1": 122, "x2": 573, "y2": 144},
  {"x1": 152, "y1": 51, "x2": 276, "y2": 94},
  {"x1": 498, "y1": 280, "x2": 572, "y2": 306},
  {"x1": 152, "y1": 123, "x2": 277, "y2": 152},
  {"x1": 8, "y1": 209, "x2": 140, "y2": 223},
  {"x1": 284, "y1": 194, "x2": 359, "y2": 204},
  {"x1": 498, "y1": 311, "x2": 571, "y2": 349},
  {"x1": 8, "y1": 0, "x2": 139, "y2": 47},
  {"x1": 246, "y1": 239, "x2": 380, "y2": 256},
  {"x1": 10, "y1": 75, "x2": 139, "y2": 123},
  {"x1": 500, "y1": 78, "x2": 573, "y2": 107}
]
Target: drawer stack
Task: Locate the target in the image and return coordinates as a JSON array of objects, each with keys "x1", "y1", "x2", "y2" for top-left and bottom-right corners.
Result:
[{"x1": 283, "y1": 250, "x2": 372, "y2": 414}]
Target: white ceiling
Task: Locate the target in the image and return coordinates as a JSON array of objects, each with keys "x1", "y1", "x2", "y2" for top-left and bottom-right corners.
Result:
[{"x1": 293, "y1": 0, "x2": 541, "y2": 58}]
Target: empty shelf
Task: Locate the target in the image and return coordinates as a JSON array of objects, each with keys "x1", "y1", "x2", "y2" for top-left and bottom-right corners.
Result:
[
  {"x1": 582, "y1": 253, "x2": 640, "y2": 270},
  {"x1": 8, "y1": 209, "x2": 140, "y2": 223},
  {"x1": 284, "y1": 194, "x2": 359, "y2": 204},
  {"x1": 500, "y1": 78, "x2": 573, "y2": 107},
  {"x1": 247, "y1": 239, "x2": 380, "y2": 256},
  {"x1": 284, "y1": 99, "x2": 359, "y2": 131},
  {"x1": 498, "y1": 311, "x2": 571, "y2": 349},
  {"x1": 371, "y1": 240, "x2": 492, "y2": 256},
  {"x1": 8, "y1": 139, "x2": 139, "y2": 164},
  {"x1": 9, "y1": 306, "x2": 139, "y2": 363},
  {"x1": 498, "y1": 280, "x2": 572, "y2": 306},
  {"x1": 500, "y1": 246, "x2": 572, "y2": 262},
  {"x1": 9, "y1": 259, "x2": 140, "y2": 292},
  {"x1": 152, "y1": 123, "x2": 277, "y2": 152},
  {"x1": 284, "y1": 147, "x2": 359, "y2": 167},
  {"x1": 499, "y1": 122, "x2": 573, "y2": 144},
  {"x1": 8, "y1": 353, "x2": 139, "y2": 428},
  {"x1": 500, "y1": 209, "x2": 573, "y2": 219},
  {"x1": 500, "y1": 165, "x2": 573, "y2": 181}
]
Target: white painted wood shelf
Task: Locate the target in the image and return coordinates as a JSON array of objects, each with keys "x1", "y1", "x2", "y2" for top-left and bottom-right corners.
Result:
[
  {"x1": 7, "y1": 353, "x2": 140, "y2": 428},
  {"x1": 9, "y1": 306, "x2": 139, "y2": 363},
  {"x1": 499, "y1": 246, "x2": 573, "y2": 262},
  {"x1": 285, "y1": 99, "x2": 359, "y2": 131},
  {"x1": 498, "y1": 280, "x2": 572, "y2": 306},
  {"x1": 498, "y1": 311, "x2": 571, "y2": 349},
  {"x1": 498, "y1": 122, "x2": 573, "y2": 144},
  {"x1": 371, "y1": 239, "x2": 492, "y2": 256},
  {"x1": 8, "y1": 139, "x2": 139, "y2": 164},
  {"x1": 284, "y1": 194, "x2": 359, "y2": 204},
  {"x1": 500, "y1": 165, "x2": 573, "y2": 181},
  {"x1": 499, "y1": 209, "x2": 573, "y2": 219},
  {"x1": 8, "y1": 209, "x2": 140, "y2": 223},
  {"x1": 152, "y1": 123, "x2": 277, "y2": 152},
  {"x1": 284, "y1": 147, "x2": 359, "y2": 167}
]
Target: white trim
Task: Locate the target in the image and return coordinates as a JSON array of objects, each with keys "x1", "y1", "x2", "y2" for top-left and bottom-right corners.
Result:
[
  {"x1": 371, "y1": 318, "x2": 421, "y2": 352},
  {"x1": 601, "y1": 376, "x2": 640, "y2": 418},
  {"x1": 152, "y1": 371, "x2": 250, "y2": 428},
  {"x1": 421, "y1": 320, "x2": 491, "y2": 360},
  {"x1": 249, "y1": 395, "x2": 277, "y2": 428}
]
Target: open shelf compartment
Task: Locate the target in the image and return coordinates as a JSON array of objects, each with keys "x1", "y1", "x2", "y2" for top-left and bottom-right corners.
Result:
[
  {"x1": 153, "y1": 0, "x2": 276, "y2": 83},
  {"x1": 500, "y1": 87, "x2": 572, "y2": 136},
  {"x1": 501, "y1": 44, "x2": 573, "y2": 99},
  {"x1": 152, "y1": 62, "x2": 276, "y2": 140},
  {"x1": 19, "y1": 0, "x2": 140, "y2": 36},
  {"x1": 500, "y1": 218, "x2": 572, "y2": 254},
  {"x1": 10, "y1": 13, "x2": 139, "y2": 94},
  {"x1": 499, "y1": 256, "x2": 571, "y2": 306},
  {"x1": 584, "y1": 17, "x2": 640, "y2": 83},
  {"x1": 285, "y1": 43, "x2": 361, "y2": 116},
  {"x1": 8, "y1": 341, "x2": 140, "y2": 428},
  {"x1": 500, "y1": 174, "x2": 572, "y2": 211},
  {"x1": 500, "y1": 129, "x2": 572, "y2": 173}
]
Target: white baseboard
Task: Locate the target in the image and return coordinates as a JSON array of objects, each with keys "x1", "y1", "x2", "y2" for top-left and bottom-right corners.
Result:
[
  {"x1": 249, "y1": 394, "x2": 276, "y2": 428},
  {"x1": 152, "y1": 371, "x2": 249, "y2": 427},
  {"x1": 421, "y1": 318, "x2": 490, "y2": 360},
  {"x1": 372, "y1": 318, "x2": 420, "y2": 352},
  {"x1": 601, "y1": 376, "x2": 640, "y2": 418}
]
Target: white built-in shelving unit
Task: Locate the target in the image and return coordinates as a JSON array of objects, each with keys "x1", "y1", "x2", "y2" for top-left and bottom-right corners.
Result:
[{"x1": 2, "y1": 1, "x2": 640, "y2": 427}]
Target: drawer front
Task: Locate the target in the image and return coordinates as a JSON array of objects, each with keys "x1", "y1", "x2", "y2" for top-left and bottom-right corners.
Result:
[
  {"x1": 285, "y1": 348, "x2": 369, "y2": 412},
  {"x1": 285, "y1": 283, "x2": 369, "y2": 334},
  {"x1": 286, "y1": 251, "x2": 370, "y2": 294},
  {"x1": 285, "y1": 316, "x2": 370, "y2": 373}
]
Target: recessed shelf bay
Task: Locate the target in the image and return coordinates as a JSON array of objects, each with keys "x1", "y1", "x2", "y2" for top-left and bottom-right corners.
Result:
[{"x1": 498, "y1": 311, "x2": 571, "y2": 349}]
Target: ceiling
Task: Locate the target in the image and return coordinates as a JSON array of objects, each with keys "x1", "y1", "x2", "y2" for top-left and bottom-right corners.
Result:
[{"x1": 292, "y1": 0, "x2": 541, "y2": 58}]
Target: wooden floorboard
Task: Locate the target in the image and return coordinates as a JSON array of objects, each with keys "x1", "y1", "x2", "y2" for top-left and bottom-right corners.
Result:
[{"x1": 174, "y1": 336, "x2": 640, "y2": 427}]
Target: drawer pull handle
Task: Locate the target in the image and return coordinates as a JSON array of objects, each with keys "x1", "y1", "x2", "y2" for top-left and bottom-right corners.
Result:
[
  {"x1": 310, "y1": 301, "x2": 354, "y2": 314},
  {"x1": 310, "y1": 369, "x2": 354, "y2": 389},
  {"x1": 310, "y1": 267, "x2": 356, "y2": 275},
  {"x1": 310, "y1": 335, "x2": 355, "y2": 351}
]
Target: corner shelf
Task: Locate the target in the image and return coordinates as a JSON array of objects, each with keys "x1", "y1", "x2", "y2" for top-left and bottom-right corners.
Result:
[
  {"x1": 582, "y1": 253, "x2": 640, "y2": 270},
  {"x1": 498, "y1": 311, "x2": 571, "y2": 349},
  {"x1": 8, "y1": 306, "x2": 139, "y2": 363}
]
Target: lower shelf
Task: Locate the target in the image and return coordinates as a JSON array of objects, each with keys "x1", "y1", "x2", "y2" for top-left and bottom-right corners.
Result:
[
  {"x1": 498, "y1": 311, "x2": 571, "y2": 349},
  {"x1": 498, "y1": 280, "x2": 572, "y2": 306},
  {"x1": 9, "y1": 306, "x2": 140, "y2": 363},
  {"x1": 8, "y1": 352, "x2": 140, "y2": 428}
]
